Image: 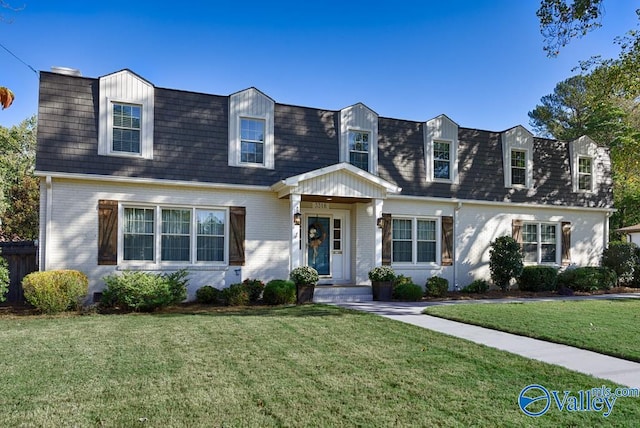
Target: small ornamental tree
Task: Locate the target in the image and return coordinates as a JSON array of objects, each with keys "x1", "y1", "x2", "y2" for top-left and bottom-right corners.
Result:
[{"x1": 489, "y1": 236, "x2": 524, "y2": 291}]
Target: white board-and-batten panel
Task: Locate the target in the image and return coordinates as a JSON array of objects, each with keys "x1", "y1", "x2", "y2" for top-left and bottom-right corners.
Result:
[{"x1": 296, "y1": 171, "x2": 386, "y2": 199}]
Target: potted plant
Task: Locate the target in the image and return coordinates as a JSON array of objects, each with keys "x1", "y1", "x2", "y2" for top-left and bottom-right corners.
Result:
[
  {"x1": 368, "y1": 266, "x2": 395, "y2": 301},
  {"x1": 290, "y1": 266, "x2": 319, "y2": 304}
]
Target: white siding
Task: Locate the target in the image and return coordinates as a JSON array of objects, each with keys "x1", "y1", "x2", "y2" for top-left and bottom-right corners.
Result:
[
  {"x1": 228, "y1": 88, "x2": 275, "y2": 169},
  {"x1": 43, "y1": 178, "x2": 289, "y2": 300},
  {"x1": 296, "y1": 170, "x2": 386, "y2": 199},
  {"x1": 354, "y1": 202, "x2": 376, "y2": 285}
]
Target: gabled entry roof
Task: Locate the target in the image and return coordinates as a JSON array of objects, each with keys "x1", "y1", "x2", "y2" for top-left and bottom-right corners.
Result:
[{"x1": 271, "y1": 162, "x2": 402, "y2": 200}]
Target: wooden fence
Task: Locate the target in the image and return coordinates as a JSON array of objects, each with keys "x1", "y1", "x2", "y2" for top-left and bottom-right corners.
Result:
[{"x1": 0, "y1": 241, "x2": 38, "y2": 303}]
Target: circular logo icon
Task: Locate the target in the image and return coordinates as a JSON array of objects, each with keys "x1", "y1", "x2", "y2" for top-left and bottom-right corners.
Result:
[{"x1": 518, "y1": 384, "x2": 551, "y2": 417}]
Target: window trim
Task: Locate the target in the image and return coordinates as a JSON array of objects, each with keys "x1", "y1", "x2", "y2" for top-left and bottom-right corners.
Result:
[
  {"x1": 348, "y1": 129, "x2": 371, "y2": 171},
  {"x1": 239, "y1": 117, "x2": 267, "y2": 166},
  {"x1": 391, "y1": 216, "x2": 441, "y2": 266},
  {"x1": 502, "y1": 126, "x2": 534, "y2": 189},
  {"x1": 521, "y1": 221, "x2": 560, "y2": 265},
  {"x1": 118, "y1": 203, "x2": 229, "y2": 266},
  {"x1": 510, "y1": 149, "x2": 528, "y2": 187},
  {"x1": 110, "y1": 101, "x2": 143, "y2": 156},
  {"x1": 432, "y1": 139, "x2": 453, "y2": 181},
  {"x1": 577, "y1": 155, "x2": 594, "y2": 193}
]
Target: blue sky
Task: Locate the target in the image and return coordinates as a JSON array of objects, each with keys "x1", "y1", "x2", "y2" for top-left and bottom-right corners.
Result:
[{"x1": 0, "y1": 1, "x2": 636, "y2": 132}]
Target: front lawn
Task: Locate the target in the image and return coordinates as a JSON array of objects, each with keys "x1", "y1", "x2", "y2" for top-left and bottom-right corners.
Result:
[
  {"x1": 424, "y1": 299, "x2": 640, "y2": 362},
  {"x1": 0, "y1": 305, "x2": 638, "y2": 426}
]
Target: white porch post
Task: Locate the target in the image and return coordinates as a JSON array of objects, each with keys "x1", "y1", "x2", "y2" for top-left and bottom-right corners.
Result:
[
  {"x1": 290, "y1": 193, "x2": 302, "y2": 271},
  {"x1": 374, "y1": 198, "x2": 383, "y2": 265}
]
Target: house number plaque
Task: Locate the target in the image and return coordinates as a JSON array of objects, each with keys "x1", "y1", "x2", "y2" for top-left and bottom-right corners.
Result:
[{"x1": 312, "y1": 202, "x2": 329, "y2": 209}]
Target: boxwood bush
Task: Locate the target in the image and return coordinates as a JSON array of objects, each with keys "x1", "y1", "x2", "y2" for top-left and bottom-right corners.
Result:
[
  {"x1": 602, "y1": 241, "x2": 639, "y2": 286},
  {"x1": 242, "y1": 278, "x2": 265, "y2": 303},
  {"x1": 0, "y1": 257, "x2": 8, "y2": 303},
  {"x1": 22, "y1": 270, "x2": 88, "y2": 314},
  {"x1": 195, "y1": 285, "x2": 225, "y2": 304},
  {"x1": 224, "y1": 283, "x2": 250, "y2": 306},
  {"x1": 263, "y1": 279, "x2": 296, "y2": 305},
  {"x1": 393, "y1": 282, "x2": 423, "y2": 301},
  {"x1": 425, "y1": 276, "x2": 449, "y2": 297},
  {"x1": 101, "y1": 269, "x2": 188, "y2": 312},
  {"x1": 556, "y1": 267, "x2": 617, "y2": 292},
  {"x1": 461, "y1": 279, "x2": 490, "y2": 294},
  {"x1": 517, "y1": 266, "x2": 558, "y2": 292}
]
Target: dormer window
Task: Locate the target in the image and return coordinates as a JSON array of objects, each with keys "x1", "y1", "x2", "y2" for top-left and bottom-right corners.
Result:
[
  {"x1": 502, "y1": 126, "x2": 533, "y2": 189},
  {"x1": 433, "y1": 140, "x2": 451, "y2": 180},
  {"x1": 240, "y1": 118, "x2": 265, "y2": 165},
  {"x1": 228, "y1": 88, "x2": 275, "y2": 169},
  {"x1": 98, "y1": 70, "x2": 154, "y2": 159},
  {"x1": 424, "y1": 115, "x2": 458, "y2": 183},
  {"x1": 112, "y1": 103, "x2": 142, "y2": 154},
  {"x1": 348, "y1": 130, "x2": 370, "y2": 171},
  {"x1": 511, "y1": 149, "x2": 527, "y2": 186},
  {"x1": 578, "y1": 156, "x2": 592, "y2": 191}
]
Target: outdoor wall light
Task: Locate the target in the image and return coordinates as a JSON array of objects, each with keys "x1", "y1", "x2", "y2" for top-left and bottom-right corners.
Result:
[
  {"x1": 293, "y1": 212, "x2": 302, "y2": 226},
  {"x1": 376, "y1": 217, "x2": 385, "y2": 229}
]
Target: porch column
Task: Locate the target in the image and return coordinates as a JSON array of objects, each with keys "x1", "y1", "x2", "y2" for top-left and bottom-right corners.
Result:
[
  {"x1": 374, "y1": 198, "x2": 383, "y2": 265},
  {"x1": 290, "y1": 193, "x2": 302, "y2": 271}
]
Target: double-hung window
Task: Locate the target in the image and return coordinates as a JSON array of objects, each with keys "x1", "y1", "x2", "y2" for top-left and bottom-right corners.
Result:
[
  {"x1": 392, "y1": 218, "x2": 438, "y2": 264},
  {"x1": 112, "y1": 103, "x2": 142, "y2": 154},
  {"x1": 122, "y1": 206, "x2": 226, "y2": 264},
  {"x1": 511, "y1": 149, "x2": 526, "y2": 186},
  {"x1": 433, "y1": 141, "x2": 451, "y2": 180},
  {"x1": 240, "y1": 118, "x2": 265, "y2": 165},
  {"x1": 522, "y1": 223, "x2": 557, "y2": 264},
  {"x1": 348, "y1": 130, "x2": 370, "y2": 171},
  {"x1": 578, "y1": 157, "x2": 592, "y2": 191}
]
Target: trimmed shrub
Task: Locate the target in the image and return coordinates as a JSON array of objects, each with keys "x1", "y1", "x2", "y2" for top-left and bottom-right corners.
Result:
[
  {"x1": 393, "y1": 274, "x2": 413, "y2": 288},
  {"x1": 242, "y1": 278, "x2": 265, "y2": 303},
  {"x1": 394, "y1": 282, "x2": 423, "y2": 301},
  {"x1": 425, "y1": 276, "x2": 449, "y2": 297},
  {"x1": 602, "y1": 241, "x2": 639, "y2": 286},
  {"x1": 22, "y1": 270, "x2": 88, "y2": 314},
  {"x1": 517, "y1": 266, "x2": 558, "y2": 292},
  {"x1": 102, "y1": 271, "x2": 180, "y2": 312},
  {"x1": 461, "y1": 279, "x2": 490, "y2": 294},
  {"x1": 195, "y1": 285, "x2": 224, "y2": 304},
  {"x1": 263, "y1": 280, "x2": 296, "y2": 305},
  {"x1": 489, "y1": 236, "x2": 524, "y2": 291},
  {"x1": 224, "y1": 283, "x2": 250, "y2": 306},
  {"x1": 164, "y1": 269, "x2": 189, "y2": 303},
  {"x1": 556, "y1": 267, "x2": 617, "y2": 292},
  {"x1": 0, "y1": 257, "x2": 8, "y2": 303}
]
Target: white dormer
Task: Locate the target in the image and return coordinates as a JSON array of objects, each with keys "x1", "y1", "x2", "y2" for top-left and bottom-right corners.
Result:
[
  {"x1": 569, "y1": 135, "x2": 599, "y2": 193},
  {"x1": 502, "y1": 125, "x2": 534, "y2": 189},
  {"x1": 98, "y1": 70, "x2": 155, "y2": 159},
  {"x1": 339, "y1": 103, "x2": 378, "y2": 174},
  {"x1": 228, "y1": 87, "x2": 275, "y2": 169},
  {"x1": 424, "y1": 114, "x2": 459, "y2": 183}
]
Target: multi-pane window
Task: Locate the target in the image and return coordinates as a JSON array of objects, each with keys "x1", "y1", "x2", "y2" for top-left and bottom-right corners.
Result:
[
  {"x1": 522, "y1": 223, "x2": 557, "y2": 264},
  {"x1": 122, "y1": 206, "x2": 226, "y2": 263},
  {"x1": 161, "y1": 209, "x2": 191, "y2": 261},
  {"x1": 348, "y1": 131, "x2": 369, "y2": 171},
  {"x1": 578, "y1": 157, "x2": 592, "y2": 191},
  {"x1": 196, "y1": 210, "x2": 225, "y2": 262},
  {"x1": 433, "y1": 141, "x2": 451, "y2": 180},
  {"x1": 123, "y1": 208, "x2": 154, "y2": 261},
  {"x1": 240, "y1": 118, "x2": 265, "y2": 164},
  {"x1": 511, "y1": 150, "x2": 526, "y2": 186},
  {"x1": 112, "y1": 103, "x2": 142, "y2": 154},
  {"x1": 392, "y1": 218, "x2": 437, "y2": 264}
]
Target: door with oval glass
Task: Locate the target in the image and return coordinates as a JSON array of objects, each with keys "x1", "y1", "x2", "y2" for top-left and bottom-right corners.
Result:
[{"x1": 304, "y1": 211, "x2": 347, "y2": 282}]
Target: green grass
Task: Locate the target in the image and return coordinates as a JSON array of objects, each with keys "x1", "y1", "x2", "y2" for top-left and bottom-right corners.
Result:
[
  {"x1": 0, "y1": 305, "x2": 638, "y2": 426},
  {"x1": 424, "y1": 299, "x2": 640, "y2": 362}
]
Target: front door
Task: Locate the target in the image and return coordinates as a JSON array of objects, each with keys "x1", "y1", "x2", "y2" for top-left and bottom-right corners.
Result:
[{"x1": 304, "y1": 211, "x2": 348, "y2": 283}]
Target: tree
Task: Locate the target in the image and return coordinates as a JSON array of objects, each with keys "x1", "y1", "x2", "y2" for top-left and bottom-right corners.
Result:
[
  {"x1": 0, "y1": 87, "x2": 14, "y2": 109},
  {"x1": 0, "y1": 116, "x2": 38, "y2": 240},
  {"x1": 489, "y1": 236, "x2": 524, "y2": 291},
  {"x1": 537, "y1": 0, "x2": 605, "y2": 57}
]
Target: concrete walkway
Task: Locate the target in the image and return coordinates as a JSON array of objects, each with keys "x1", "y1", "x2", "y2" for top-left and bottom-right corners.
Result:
[{"x1": 336, "y1": 293, "x2": 640, "y2": 388}]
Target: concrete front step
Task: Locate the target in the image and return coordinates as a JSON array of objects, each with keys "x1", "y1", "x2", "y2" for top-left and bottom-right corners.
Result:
[{"x1": 313, "y1": 285, "x2": 373, "y2": 303}]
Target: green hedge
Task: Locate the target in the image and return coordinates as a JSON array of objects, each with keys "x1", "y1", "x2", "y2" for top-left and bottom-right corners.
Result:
[
  {"x1": 195, "y1": 285, "x2": 225, "y2": 304},
  {"x1": 22, "y1": 270, "x2": 88, "y2": 313},
  {"x1": 263, "y1": 280, "x2": 296, "y2": 305},
  {"x1": 461, "y1": 279, "x2": 489, "y2": 294},
  {"x1": 101, "y1": 269, "x2": 188, "y2": 312},
  {"x1": 556, "y1": 267, "x2": 617, "y2": 292},
  {"x1": 517, "y1": 266, "x2": 558, "y2": 292},
  {"x1": 394, "y1": 282, "x2": 423, "y2": 301},
  {"x1": 425, "y1": 276, "x2": 449, "y2": 297}
]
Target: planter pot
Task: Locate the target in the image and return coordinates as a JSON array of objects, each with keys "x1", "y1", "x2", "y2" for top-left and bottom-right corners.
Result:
[
  {"x1": 372, "y1": 281, "x2": 393, "y2": 301},
  {"x1": 296, "y1": 284, "x2": 315, "y2": 304}
]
